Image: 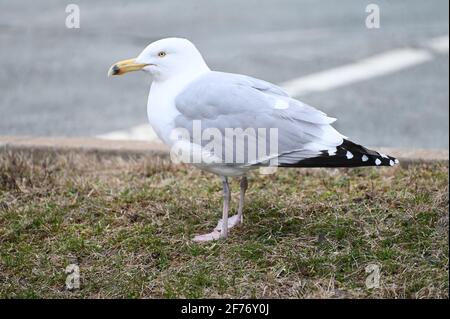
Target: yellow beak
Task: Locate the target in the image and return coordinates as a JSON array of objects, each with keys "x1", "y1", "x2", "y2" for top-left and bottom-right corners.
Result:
[{"x1": 108, "y1": 58, "x2": 148, "y2": 76}]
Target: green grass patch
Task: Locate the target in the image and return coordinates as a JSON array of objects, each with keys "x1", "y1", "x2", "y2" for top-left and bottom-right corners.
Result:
[{"x1": 0, "y1": 152, "x2": 448, "y2": 298}]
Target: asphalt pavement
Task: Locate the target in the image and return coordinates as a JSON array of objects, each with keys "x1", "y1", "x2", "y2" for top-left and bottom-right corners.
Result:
[{"x1": 0, "y1": 0, "x2": 448, "y2": 148}]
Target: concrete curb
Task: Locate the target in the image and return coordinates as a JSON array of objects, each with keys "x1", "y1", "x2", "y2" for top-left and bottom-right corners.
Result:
[
  {"x1": 0, "y1": 136, "x2": 169, "y2": 159},
  {"x1": 0, "y1": 136, "x2": 448, "y2": 165}
]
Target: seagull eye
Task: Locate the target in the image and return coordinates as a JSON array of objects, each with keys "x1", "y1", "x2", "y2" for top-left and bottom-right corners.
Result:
[{"x1": 158, "y1": 51, "x2": 167, "y2": 57}]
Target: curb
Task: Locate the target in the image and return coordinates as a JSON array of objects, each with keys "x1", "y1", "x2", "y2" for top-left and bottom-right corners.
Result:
[
  {"x1": 0, "y1": 136, "x2": 448, "y2": 165},
  {"x1": 0, "y1": 136, "x2": 169, "y2": 159}
]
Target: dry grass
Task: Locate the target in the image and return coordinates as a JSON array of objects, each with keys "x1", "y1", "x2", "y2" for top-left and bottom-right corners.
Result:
[{"x1": 0, "y1": 151, "x2": 448, "y2": 298}]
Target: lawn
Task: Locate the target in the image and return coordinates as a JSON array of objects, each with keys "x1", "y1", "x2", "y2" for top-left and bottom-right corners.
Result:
[{"x1": 0, "y1": 151, "x2": 448, "y2": 298}]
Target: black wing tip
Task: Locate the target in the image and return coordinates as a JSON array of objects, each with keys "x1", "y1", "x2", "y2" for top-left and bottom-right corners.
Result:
[
  {"x1": 341, "y1": 139, "x2": 399, "y2": 167},
  {"x1": 279, "y1": 139, "x2": 400, "y2": 168}
]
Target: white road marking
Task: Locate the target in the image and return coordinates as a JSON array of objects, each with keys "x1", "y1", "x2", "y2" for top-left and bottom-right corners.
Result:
[
  {"x1": 97, "y1": 124, "x2": 160, "y2": 142},
  {"x1": 427, "y1": 35, "x2": 449, "y2": 54},
  {"x1": 281, "y1": 48, "x2": 433, "y2": 96},
  {"x1": 97, "y1": 35, "x2": 447, "y2": 141}
]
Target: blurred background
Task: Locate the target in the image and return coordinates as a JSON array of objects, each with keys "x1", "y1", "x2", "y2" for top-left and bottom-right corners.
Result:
[{"x1": 0, "y1": 0, "x2": 448, "y2": 148}]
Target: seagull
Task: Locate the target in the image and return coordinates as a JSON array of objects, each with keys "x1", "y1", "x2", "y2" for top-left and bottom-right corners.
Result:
[{"x1": 108, "y1": 38, "x2": 399, "y2": 242}]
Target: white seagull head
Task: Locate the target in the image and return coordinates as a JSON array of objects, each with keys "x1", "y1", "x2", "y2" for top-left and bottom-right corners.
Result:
[{"x1": 108, "y1": 38, "x2": 209, "y2": 81}]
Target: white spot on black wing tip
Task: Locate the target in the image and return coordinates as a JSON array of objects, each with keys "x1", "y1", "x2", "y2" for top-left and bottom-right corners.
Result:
[
  {"x1": 389, "y1": 160, "x2": 395, "y2": 166},
  {"x1": 346, "y1": 151, "x2": 354, "y2": 159},
  {"x1": 395, "y1": 159, "x2": 400, "y2": 164},
  {"x1": 362, "y1": 155, "x2": 369, "y2": 162},
  {"x1": 375, "y1": 158, "x2": 382, "y2": 166}
]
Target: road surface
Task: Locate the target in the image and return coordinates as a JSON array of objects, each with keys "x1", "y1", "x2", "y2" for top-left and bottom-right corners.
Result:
[{"x1": 0, "y1": 0, "x2": 448, "y2": 148}]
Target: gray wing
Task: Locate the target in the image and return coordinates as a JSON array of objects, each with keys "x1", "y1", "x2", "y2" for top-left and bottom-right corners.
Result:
[{"x1": 174, "y1": 71, "x2": 344, "y2": 166}]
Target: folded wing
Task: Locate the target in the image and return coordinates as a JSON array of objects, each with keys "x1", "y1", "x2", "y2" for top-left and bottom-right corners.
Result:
[{"x1": 174, "y1": 71, "x2": 397, "y2": 168}]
